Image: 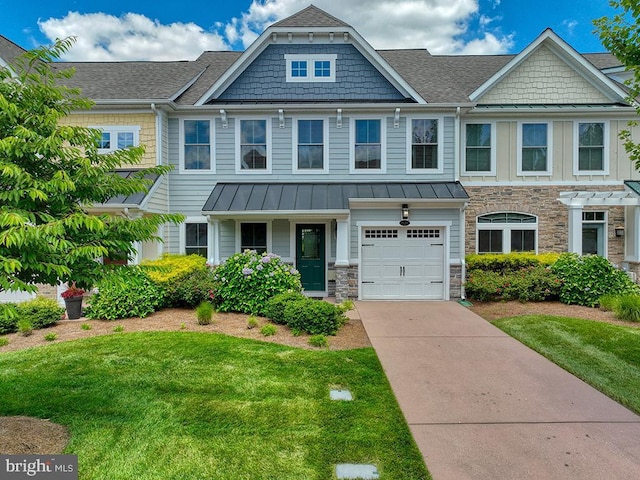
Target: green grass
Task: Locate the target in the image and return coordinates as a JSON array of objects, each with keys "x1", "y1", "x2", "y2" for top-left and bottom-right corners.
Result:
[
  {"x1": 0, "y1": 332, "x2": 429, "y2": 480},
  {"x1": 493, "y1": 315, "x2": 640, "y2": 414}
]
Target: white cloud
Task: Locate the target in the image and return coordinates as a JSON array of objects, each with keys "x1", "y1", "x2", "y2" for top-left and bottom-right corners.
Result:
[
  {"x1": 38, "y1": 12, "x2": 228, "y2": 61},
  {"x1": 37, "y1": 0, "x2": 514, "y2": 61}
]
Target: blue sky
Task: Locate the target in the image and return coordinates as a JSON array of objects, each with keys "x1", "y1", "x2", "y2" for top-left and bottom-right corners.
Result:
[{"x1": 0, "y1": 0, "x2": 615, "y2": 61}]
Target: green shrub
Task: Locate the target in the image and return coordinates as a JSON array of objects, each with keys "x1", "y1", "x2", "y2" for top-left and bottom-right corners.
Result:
[
  {"x1": 263, "y1": 292, "x2": 307, "y2": 324},
  {"x1": 85, "y1": 266, "x2": 165, "y2": 320},
  {"x1": 466, "y1": 252, "x2": 560, "y2": 273},
  {"x1": 247, "y1": 315, "x2": 258, "y2": 329},
  {"x1": 44, "y1": 332, "x2": 58, "y2": 341},
  {"x1": 0, "y1": 304, "x2": 18, "y2": 334},
  {"x1": 308, "y1": 334, "x2": 328, "y2": 348},
  {"x1": 17, "y1": 319, "x2": 33, "y2": 337},
  {"x1": 113, "y1": 325, "x2": 124, "y2": 333},
  {"x1": 0, "y1": 337, "x2": 8, "y2": 347},
  {"x1": 143, "y1": 254, "x2": 215, "y2": 308},
  {"x1": 284, "y1": 298, "x2": 347, "y2": 336},
  {"x1": 613, "y1": 295, "x2": 640, "y2": 322},
  {"x1": 551, "y1": 253, "x2": 640, "y2": 307},
  {"x1": 465, "y1": 264, "x2": 561, "y2": 302},
  {"x1": 196, "y1": 301, "x2": 214, "y2": 325},
  {"x1": 260, "y1": 324, "x2": 277, "y2": 336},
  {"x1": 214, "y1": 251, "x2": 302, "y2": 315},
  {"x1": 16, "y1": 297, "x2": 64, "y2": 329},
  {"x1": 81, "y1": 323, "x2": 92, "y2": 330},
  {"x1": 598, "y1": 294, "x2": 619, "y2": 311}
]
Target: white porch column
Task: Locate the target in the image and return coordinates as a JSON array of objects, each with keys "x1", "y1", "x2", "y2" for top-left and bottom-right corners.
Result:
[
  {"x1": 131, "y1": 241, "x2": 142, "y2": 265},
  {"x1": 567, "y1": 204, "x2": 583, "y2": 254},
  {"x1": 210, "y1": 219, "x2": 220, "y2": 266},
  {"x1": 335, "y1": 219, "x2": 349, "y2": 266}
]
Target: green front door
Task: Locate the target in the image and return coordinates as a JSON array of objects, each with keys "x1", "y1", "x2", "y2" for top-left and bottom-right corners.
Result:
[{"x1": 296, "y1": 224, "x2": 326, "y2": 292}]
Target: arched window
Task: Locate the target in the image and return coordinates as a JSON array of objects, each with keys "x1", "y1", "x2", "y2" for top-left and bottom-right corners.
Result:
[{"x1": 476, "y1": 213, "x2": 537, "y2": 254}]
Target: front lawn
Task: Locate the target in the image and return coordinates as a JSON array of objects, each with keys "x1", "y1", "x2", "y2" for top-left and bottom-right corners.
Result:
[
  {"x1": 492, "y1": 315, "x2": 640, "y2": 414},
  {"x1": 0, "y1": 332, "x2": 430, "y2": 480}
]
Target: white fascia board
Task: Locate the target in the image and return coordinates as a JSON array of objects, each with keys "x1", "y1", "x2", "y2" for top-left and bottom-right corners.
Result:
[
  {"x1": 195, "y1": 24, "x2": 427, "y2": 106},
  {"x1": 470, "y1": 29, "x2": 630, "y2": 104},
  {"x1": 203, "y1": 209, "x2": 350, "y2": 220}
]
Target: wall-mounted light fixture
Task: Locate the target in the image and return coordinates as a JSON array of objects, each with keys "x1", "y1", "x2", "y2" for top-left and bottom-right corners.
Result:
[
  {"x1": 394, "y1": 108, "x2": 400, "y2": 128},
  {"x1": 278, "y1": 109, "x2": 285, "y2": 128},
  {"x1": 219, "y1": 109, "x2": 227, "y2": 128},
  {"x1": 615, "y1": 225, "x2": 625, "y2": 237},
  {"x1": 336, "y1": 108, "x2": 342, "y2": 128},
  {"x1": 400, "y1": 203, "x2": 410, "y2": 226}
]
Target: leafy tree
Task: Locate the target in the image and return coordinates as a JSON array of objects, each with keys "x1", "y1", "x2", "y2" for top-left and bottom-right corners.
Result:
[
  {"x1": 594, "y1": 1, "x2": 640, "y2": 168},
  {"x1": 0, "y1": 38, "x2": 183, "y2": 292}
]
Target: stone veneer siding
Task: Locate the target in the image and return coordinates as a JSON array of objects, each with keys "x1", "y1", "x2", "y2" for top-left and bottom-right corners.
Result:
[{"x1": 464, "y1": 185, "x2": 626, "y2": 266}]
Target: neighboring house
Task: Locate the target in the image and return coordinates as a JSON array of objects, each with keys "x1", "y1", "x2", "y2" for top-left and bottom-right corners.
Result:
[{"x1": 2, "y1": 5, "x2": 639, "y2": 301}]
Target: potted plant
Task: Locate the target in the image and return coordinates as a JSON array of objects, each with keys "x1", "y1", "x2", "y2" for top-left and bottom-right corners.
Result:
[{"x1": 61, "y1": 283, "x2": 86, "y2": 320}]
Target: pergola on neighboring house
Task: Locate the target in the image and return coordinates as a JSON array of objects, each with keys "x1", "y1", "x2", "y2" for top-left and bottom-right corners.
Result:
[{"x1": 558, "y1": 181, "x2": 640, "y2": 279}]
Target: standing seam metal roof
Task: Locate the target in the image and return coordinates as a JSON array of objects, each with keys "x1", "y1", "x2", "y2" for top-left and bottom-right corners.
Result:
[{"x1": 203, "y1": 182, "x2": 469, "y2": 212}]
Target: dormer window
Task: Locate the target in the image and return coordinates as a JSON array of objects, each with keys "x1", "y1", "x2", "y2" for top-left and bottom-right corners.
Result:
[{"x1": 285, "y1": 54, "x2": 336, "y2": 82}]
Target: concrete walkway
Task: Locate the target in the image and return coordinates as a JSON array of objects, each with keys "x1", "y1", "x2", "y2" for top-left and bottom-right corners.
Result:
[{"x1": 356, "y1": 301, "x2": 640, "y2": 480}]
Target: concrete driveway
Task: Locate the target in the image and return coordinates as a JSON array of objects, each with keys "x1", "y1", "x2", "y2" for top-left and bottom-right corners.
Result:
[{"x1": 356, "y1": 301, "x2": 640, "y2": 480}]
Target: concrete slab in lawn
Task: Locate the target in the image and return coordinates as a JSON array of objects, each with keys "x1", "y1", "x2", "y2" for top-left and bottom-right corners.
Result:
[{"x1": 356, "y1": 301, "x2": 640, "y2": 480}]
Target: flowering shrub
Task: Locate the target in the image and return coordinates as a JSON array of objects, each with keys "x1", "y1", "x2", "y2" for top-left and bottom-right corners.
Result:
[
  {"x1": 550, "y1": 253, "x2": 639, "y2": 307},
  {"x1": 214, "y1": 250, "x2": 302, "y2": 315}
]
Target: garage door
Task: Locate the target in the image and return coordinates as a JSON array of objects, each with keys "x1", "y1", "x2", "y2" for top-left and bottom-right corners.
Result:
[{"x1": 361, "y1": 227, "x2": 445, "y2": 300}]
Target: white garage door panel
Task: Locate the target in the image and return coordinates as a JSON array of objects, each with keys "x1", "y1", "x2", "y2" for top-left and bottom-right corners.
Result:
[{"x1": 361, "y1": 227, "x2": 445, "y2": 300}]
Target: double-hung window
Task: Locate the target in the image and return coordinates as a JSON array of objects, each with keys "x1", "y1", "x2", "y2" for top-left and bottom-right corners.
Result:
[
  {"x1": 238, "y1": 119, "x2": 270, "y2": 173},
  {"x1": 477, "y1": 213, "x2": 537, "y2": 254},
  {"x1": 240, "y1": 223, "x2": 267, "y2": 254},
  {"x1": 95, "y1": 126, "x2": 140, "y2": 154},
  {"x1": 464, "y1": 123, "x2": 493, "y2": 174},
  {"x1": 353, "y1": 118, "x2": 384, "y2": 171},
  {"x1": 185, "y1": 223, "x2": 208, "y2": 257},
  {"x1": 518, "y1": 122, "x2": 551, "y2": 175},
  {"x1": 409, "y1": 119, "x2": 439, "y2": 171},
  {"x1": 295, "y1": 119, "x2": 326, "y2": 172},
  {"x1": 182, "y1": 119, "x2": 212, "y2": 171},
  {"x1": 576, "y1": 122, "x2": 607, "y2": 174}
]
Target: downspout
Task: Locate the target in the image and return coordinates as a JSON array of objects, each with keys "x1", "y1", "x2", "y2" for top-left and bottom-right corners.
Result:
[{"x1": 455, "y1": 106, "x2": 467, "y2": 300}]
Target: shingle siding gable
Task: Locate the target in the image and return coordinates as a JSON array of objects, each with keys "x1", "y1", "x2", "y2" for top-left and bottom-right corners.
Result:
[{"x1": 214, "y1": 44, "x2": 407, "y2": 103}]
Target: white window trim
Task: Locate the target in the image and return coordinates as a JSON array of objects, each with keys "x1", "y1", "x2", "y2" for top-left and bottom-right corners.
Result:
[
  {"x1": 180, "y1": 217, "x2": 211, "y2": 259},
  {"x1": 235, "y1": 220, "x2": 273, "y2": 253},
  {"x1": 285, "y1": 54, "x2": 337, "y2": 83},
  {"x1": 92, "y1": 125, "x2": 140, "y2": 154},
  {"x1": 235, "y1": 118, "x2": 272, "y2": 175},
  {"x1": 581, "y1": 210, "x2": 608, "y2": 258},
  {"x1": 350, "y1": 116, "x2": 387, "y2": 174},
  {"x1": 292, "y1": 117, "x2": 330, "y2": 174},
  {"x1": 516, "y1": 121, "x2": 553, "y2": 176},
  {"x1": 475, "y1": 213, "x2": 538, "y2": 254},
  {"x1": 178, "y1": 118, "x2": 215, "y2": 174},
  {"x1": 573, "y1": 120, "x2": 610, "y2": 176},
  {"x1": 462, "y1": 121, "x2": 496, "y2": 176},
  {"x1": 405, "y1": 116, "x2": 444, "y2": 174}
]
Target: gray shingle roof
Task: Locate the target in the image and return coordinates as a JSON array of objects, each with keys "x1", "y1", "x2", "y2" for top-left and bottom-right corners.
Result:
[
  {"x1": 0, "y1": 35, "x2": 26, "y2": 65},
  {"x1": 271, "y1": 5, "x2": 350, "y2": 28},
  {"x1": 203, "y1": 182, "x2": 468, "y2": 212},
  {"x1": 57, "y1": 61, "x2": 205, "y2": 100},
  {"x1": 173, "y1": 51, "x2": 242, "y2": 105}
]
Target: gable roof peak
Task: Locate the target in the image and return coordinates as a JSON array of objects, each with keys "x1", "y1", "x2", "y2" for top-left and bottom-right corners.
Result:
[{"x1": 271, "y1": 4, "x2": 350, "y2": 29}]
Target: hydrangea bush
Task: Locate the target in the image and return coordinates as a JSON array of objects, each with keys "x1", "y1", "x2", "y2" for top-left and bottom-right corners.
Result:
[{"x1": 214, "y1": 250, "x2": 302, "y2": 315}]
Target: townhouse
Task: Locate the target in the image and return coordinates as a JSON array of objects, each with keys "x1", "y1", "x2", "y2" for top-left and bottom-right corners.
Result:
[{"x1": 1, "y1": 5, "x2": 638, "y2": 302}]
